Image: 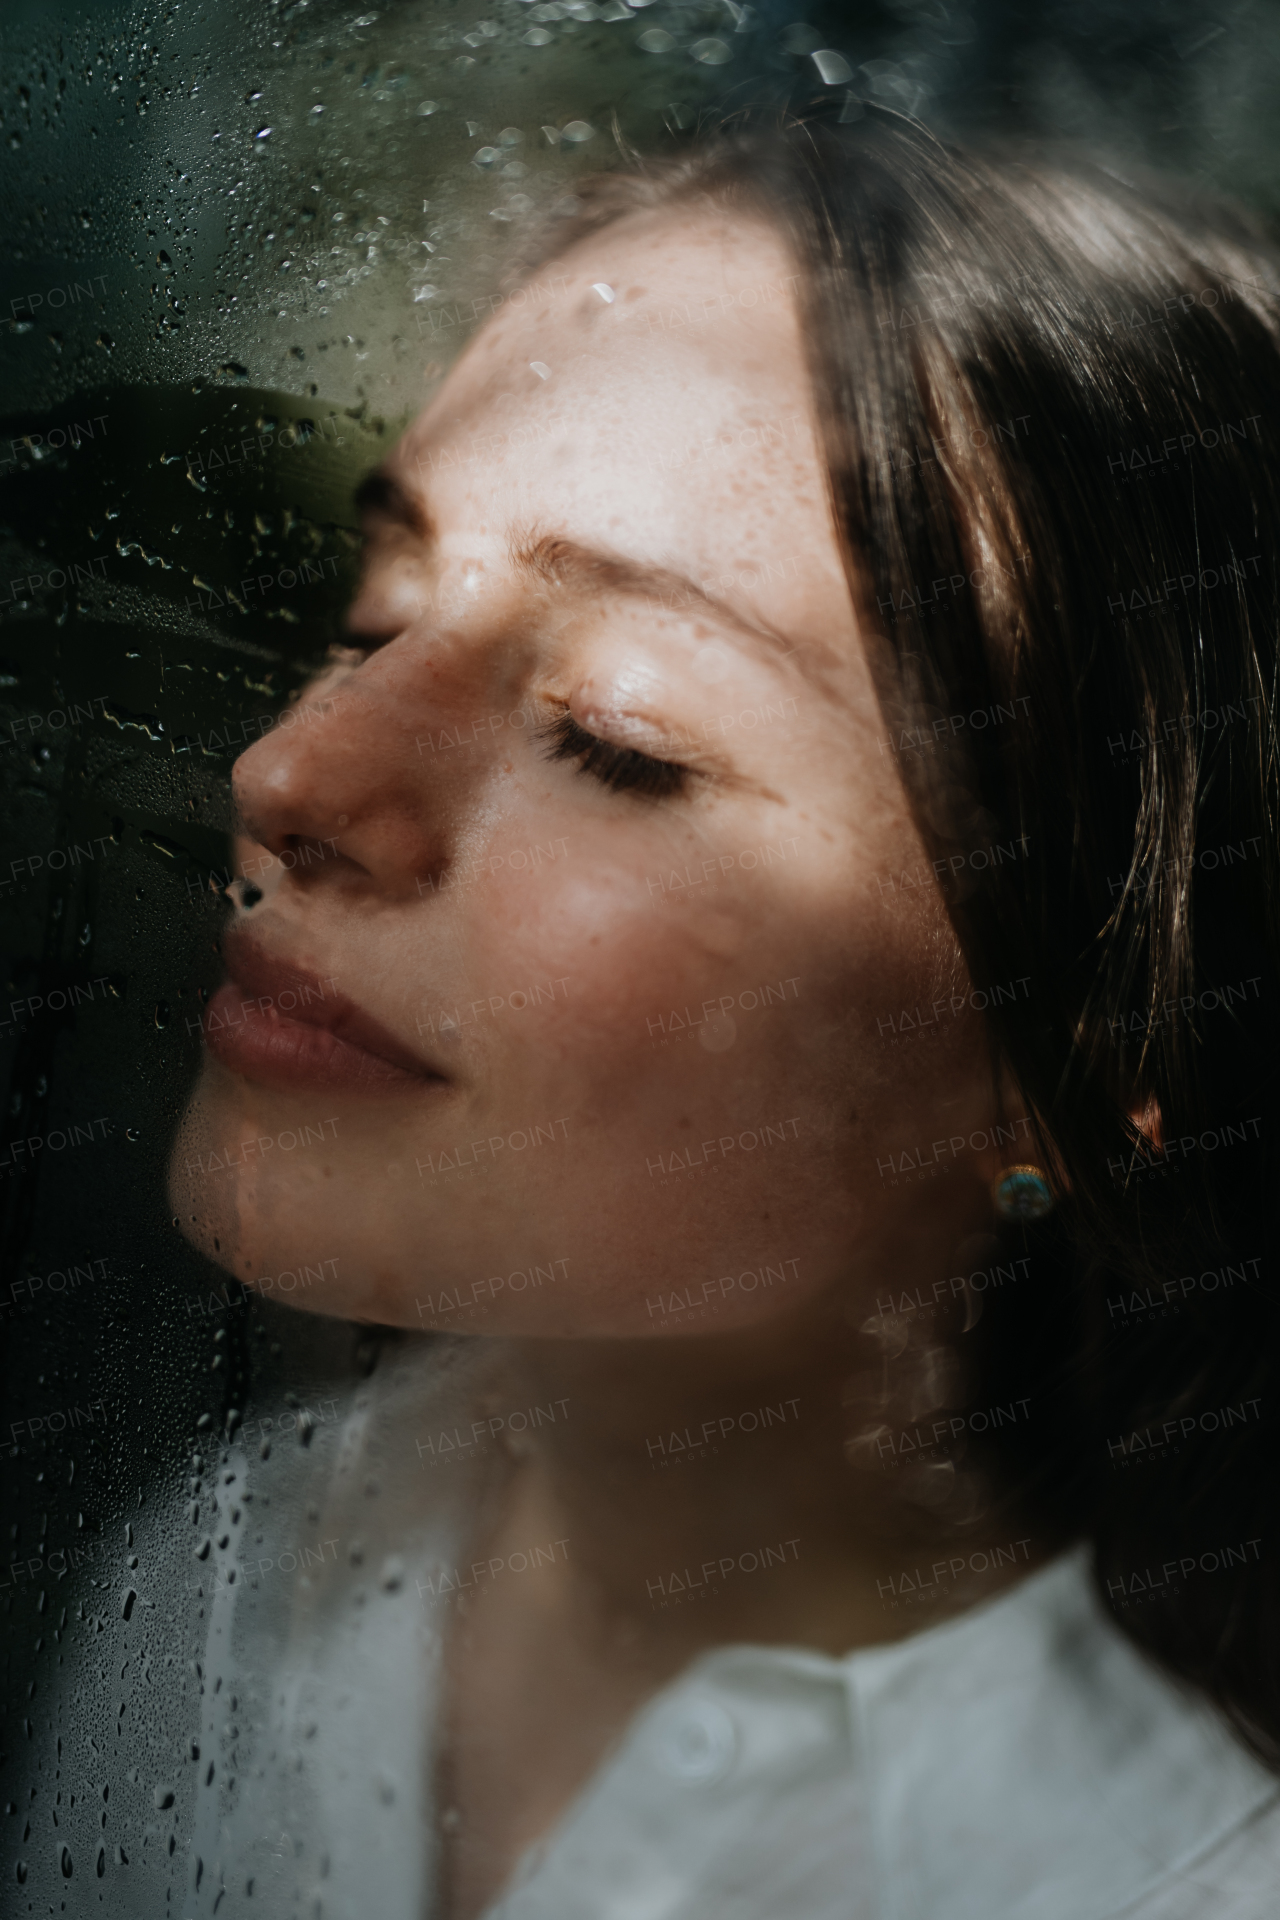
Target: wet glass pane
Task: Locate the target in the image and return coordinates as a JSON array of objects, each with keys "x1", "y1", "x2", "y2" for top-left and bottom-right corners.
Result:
[{"x1": 3, "y1": 2, "x2": 1279, "y2": 1915}]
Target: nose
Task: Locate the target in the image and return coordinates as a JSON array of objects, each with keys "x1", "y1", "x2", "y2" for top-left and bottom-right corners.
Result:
[{"x1": 231, "y1": 647, "x2": 446, "y2": 896}]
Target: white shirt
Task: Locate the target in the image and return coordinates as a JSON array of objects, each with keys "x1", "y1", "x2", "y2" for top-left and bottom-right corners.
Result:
[
  {"x1": 31, "y1": 1329, "x2": 1280, "y2": 1916},
  {"x1": 485, "y1": 1554, "x2": 1280, "y2": 1920}
]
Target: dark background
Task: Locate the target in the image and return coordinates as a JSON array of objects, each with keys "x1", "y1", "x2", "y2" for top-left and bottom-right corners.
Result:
[{"x1": 3, "y1": 0, "x2": 1279, "y2": 1903}]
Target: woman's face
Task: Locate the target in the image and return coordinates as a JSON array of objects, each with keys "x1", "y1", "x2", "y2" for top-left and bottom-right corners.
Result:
[{"x1": 170, "y1": 205, "x2": 1007, "y2": 1337}]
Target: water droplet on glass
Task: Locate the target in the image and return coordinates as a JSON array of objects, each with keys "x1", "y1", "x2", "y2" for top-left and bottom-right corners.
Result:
[
  {"x1": 780, "y1": 23, "x2": 824, "y2": 54},
  {"x1": 694, "y1": 644, "x2": 732, "y2": 683},
  {"x1": 492, "y1": 194, "x2": 534, "y2": 220},
  {"x1": 812, "y1": 49, "x2": 854, "y2": 84},
  {"x1": 699, "y1": 1012, "x2": 737, "y2": 1052}
]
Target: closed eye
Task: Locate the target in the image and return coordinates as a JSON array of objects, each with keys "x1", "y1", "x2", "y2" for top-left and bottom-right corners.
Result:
[{"x1": 536, "y1": 710, "x2": 690, "y2": 799}]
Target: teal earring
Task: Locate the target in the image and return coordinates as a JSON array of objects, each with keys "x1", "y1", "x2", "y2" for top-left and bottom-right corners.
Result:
[{"x1": 992, "y1": 1164, "x2": 1054, "y2": 1222}]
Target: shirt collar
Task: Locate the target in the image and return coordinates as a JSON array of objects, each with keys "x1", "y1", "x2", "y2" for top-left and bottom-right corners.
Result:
[{"x1": 836, "y1": 1547, "x2": 1277, "y2": 1920}]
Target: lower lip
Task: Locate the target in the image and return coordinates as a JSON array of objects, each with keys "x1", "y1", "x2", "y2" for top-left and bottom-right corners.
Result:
[{"x1": 201, "y1": 982, "x2": 438, "y2": 1095}]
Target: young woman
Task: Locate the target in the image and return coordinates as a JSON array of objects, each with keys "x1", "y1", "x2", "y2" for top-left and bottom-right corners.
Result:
[{"x1": 170, "y1": 103, "x2": 1278, "y2": 1918}]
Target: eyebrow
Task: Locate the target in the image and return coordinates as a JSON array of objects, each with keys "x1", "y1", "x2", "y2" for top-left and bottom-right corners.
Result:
[
  {"x1": 510, "y1": 531, "x2": 797, "y2": 660},
  {"x1": 357, "y1": 467, "x2": 797, "y2": 659}
]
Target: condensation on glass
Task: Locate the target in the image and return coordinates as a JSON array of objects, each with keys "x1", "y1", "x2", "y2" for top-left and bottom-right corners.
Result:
[{"x1": 3, "y1": 3, "x2": 1278, "y2": 1916}]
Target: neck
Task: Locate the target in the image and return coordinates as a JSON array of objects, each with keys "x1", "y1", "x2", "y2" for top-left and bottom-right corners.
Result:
[{"x1": 472, "y1": 1285, "x2": 1048, "y2": 1659}]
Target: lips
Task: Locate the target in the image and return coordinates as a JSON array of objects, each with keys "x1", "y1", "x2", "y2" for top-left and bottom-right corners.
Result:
[{"x1": 201, "y1": 930, "x2": 443, "y2": 1095}]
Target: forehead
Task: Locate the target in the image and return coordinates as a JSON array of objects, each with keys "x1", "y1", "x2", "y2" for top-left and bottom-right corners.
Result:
[{"x1": 387, "y1": 207, "x2": 848, "y2": 637}]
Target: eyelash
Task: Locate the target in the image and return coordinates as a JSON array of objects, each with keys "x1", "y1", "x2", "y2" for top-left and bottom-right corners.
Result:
[{"x1": 537, "y1": 710, "x2": 689, "y2": 799}]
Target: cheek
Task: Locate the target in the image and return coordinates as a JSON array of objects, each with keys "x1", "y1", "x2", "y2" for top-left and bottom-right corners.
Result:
[
  {"x1": 462, "y1": 840, "x2": 939, "y2": 1140},
  {"x1": 467, "y1": 853, "x2": 805, "y2": 1079}
]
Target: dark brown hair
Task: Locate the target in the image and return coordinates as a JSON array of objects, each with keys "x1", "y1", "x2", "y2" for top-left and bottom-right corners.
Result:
[{"x1": 535, "y1": 103, "x2": 1280, "y2": 1760}]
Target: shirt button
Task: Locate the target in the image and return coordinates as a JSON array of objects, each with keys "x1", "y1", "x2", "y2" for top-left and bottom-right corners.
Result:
[{"x1": 650, "y1": 1698, "x2": 739, "y2": 1784}]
